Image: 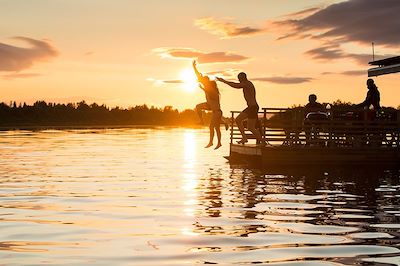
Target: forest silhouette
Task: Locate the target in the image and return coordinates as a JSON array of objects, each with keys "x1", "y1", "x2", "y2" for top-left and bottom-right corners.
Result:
[
  {"x1": 1, "y1": 100, "x2": 398, "y2": 129},
  {"x1": 0, "y1": 101, "x2": 202, "y2": 128}
]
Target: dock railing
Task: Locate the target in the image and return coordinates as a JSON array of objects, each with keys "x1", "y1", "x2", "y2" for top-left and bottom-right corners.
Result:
[{"x1": 229, "y1": 108, "x2": 400, "y2": 148}]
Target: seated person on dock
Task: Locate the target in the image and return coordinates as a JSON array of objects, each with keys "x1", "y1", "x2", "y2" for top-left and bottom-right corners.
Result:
[
  {"x1": 304, "y1": 94, "x2": 328, "y2": 145},
  {"x1": 357, "y1": 78, "x2": 380, "y2": 110},
  {"x1": 356, "y1": 78, "x2": 380, "y2": 120},
  {"x1": 304, "y1": 94, "x2": 327, "y2": 119}
]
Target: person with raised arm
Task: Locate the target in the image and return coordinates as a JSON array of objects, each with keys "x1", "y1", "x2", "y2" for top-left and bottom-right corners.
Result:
[
  {"x1": 216, "y1": 72, "x2": 262, "y2": 144},
  {"x1": 192, "y1": 60, "x2": 223, "y2": 149}
]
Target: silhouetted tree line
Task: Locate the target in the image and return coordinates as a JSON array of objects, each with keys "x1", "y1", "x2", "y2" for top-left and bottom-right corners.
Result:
[{"x1": 0, "y1": 101, "x2": 204, "y2": 127}]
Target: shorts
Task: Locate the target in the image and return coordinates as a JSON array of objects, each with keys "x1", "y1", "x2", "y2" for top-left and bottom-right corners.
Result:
[
  {"x1": 196, "y1": 102, "x2": 211, "y2": 110},
  {"x1": 242, "y1": 105, "x2": 259, "y2": 119},
  {"x1": 211, "y1": 110, "x2": 222, "y2": 125}
]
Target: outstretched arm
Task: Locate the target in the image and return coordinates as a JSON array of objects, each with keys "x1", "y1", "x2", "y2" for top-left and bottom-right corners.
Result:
[
  {"x1": 192, "y1": 60, "x2": 202, "y2": 81},
  {"x1": 216, "y1": 77, "x2": 243, "y2": 89}
]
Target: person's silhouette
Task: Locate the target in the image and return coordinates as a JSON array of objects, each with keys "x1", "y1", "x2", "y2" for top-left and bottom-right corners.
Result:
[
  {"x1": 358, "y1": 78, "x2": 380, "y2": 110},
  {"x1": 217, "y1": 73, "x2": 262, "y2": 144},
  {"x1": 304, "y1": 94, "x2": 326, "y2": 145},
  {"x1": 193, "y1": 60, "x2": 223, "y2": 149}
]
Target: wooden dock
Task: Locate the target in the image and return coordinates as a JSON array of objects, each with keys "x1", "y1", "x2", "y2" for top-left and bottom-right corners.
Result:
[{"x1": 227, "y1": 108, "x2": 400, "y2": 168}]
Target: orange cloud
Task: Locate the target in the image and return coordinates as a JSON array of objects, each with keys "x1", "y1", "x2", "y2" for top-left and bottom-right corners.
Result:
[
  {"x1": 194, "y1": 17, "x2": 265, "y2": 39},
  {"x1": 0, "y1": 37, "x2": 58, "y2": 72},
  {"x1": 153, "y1": 47, "x2": 249, "y2": 64}
]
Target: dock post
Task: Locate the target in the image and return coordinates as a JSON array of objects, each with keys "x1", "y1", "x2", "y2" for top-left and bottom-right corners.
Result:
[
  {"x1": 363, "y1": 109, "x2": 368, "y2": 146},
  {"x1": 262, "y1": 109, "x2": 266, "y2": 144},
  {"x1": 230, "y1": 111, "x2": 234, "y2": 144},
  {"x1": 328, "y1": 108, "x2": 333, "y2": 147}
]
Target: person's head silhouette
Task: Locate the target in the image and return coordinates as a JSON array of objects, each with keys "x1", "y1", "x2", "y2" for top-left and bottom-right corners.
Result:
[
  {"x1": 367, "y1": 78, "x2": 376, "y2": 90},
  {"x1": 308, "y1": 94, "x2": 317, "y2": 103},
  {"x1": 238, "y1": 72, "x2": 247, "y2": 82}
]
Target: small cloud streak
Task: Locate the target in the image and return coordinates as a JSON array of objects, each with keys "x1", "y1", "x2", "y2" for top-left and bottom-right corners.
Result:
[
  {"x1": 195, "y1": 17, "x2": 265, "y2": 39},
  {"x1": 305, "y1": 44, "x2": 393, "y2": 65},
  {"x1": 322, "y1": 70, "x2": 366, "y2": 76},
  {"x1": 2, "y1": 73, "x2": 42, "y2": 80},
  {"x1": 153, "y1": 47, "x2": 249, "y2": 64},
  {"x1": 146, "y1": 77, "x2": 184, "y2": 86},
  {"x1": 0, "y1": 37, "x2": 58, "y2": 72},
  {"x1": 162, "y1": 79, "x2": 184, "y2": 84},
  {"x1": 340, "y1": 70, "x2": 367, "y2": 76},
  {"x1": 282, "y1": 7, "x2": 321, "y2": 19},
  {"x1": 253, "y1": 76, "x2": 313, "y2": 84}
]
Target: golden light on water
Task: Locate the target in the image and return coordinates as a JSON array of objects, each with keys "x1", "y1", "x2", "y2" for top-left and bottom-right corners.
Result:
[
  {"x1": 179, "y1": 69, "x2": 198, "y2": 92},
  {"x1": 183, "y1": 130, "x2": 196, "y2": 167},
  {"x1": 1, "y1": 129, "x2": 400, "y2": 264},
  {"x1": 182, "y1": 131, "x2": 197, "y2": 193},
  {"x1": 182, "y1": 130, "x2": 198, "y2": 236}
]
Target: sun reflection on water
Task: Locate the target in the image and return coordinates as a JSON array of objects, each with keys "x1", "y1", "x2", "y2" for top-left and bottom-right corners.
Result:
[
  {"x1": 181, "y1": 130, "x2": 199, "y2": 236},
  {"x1": 183, "y1": 130, "x2": 196, "y2": 168},
  {"x1": 1, "y1": 129, "x2": 400, "y2": 265}
]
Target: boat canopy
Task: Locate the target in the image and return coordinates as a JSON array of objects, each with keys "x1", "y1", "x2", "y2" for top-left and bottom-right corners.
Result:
[{"x1": 368, "y1": 56, "x2": 400, "y2": 77}]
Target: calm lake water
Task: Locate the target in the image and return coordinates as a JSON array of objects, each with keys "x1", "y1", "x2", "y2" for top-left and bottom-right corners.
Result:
[{"x1": 0, "y1": 128, "x2": 399, "y2": 265}]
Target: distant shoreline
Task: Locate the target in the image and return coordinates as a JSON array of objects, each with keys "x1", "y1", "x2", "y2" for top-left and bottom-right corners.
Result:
[
  {"x1": 0, "y1": 101, "x2": 216, "y2": 130},
  {"x1": 0, "y1": 124, "x2": 207, "y2": 131}
]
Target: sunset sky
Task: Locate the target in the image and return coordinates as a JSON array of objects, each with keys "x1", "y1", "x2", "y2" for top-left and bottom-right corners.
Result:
[{"x1": 1, "y1": 0, "x2": 399, "y2": 113}]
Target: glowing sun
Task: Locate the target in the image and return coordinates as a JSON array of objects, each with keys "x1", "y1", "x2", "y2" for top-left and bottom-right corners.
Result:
[{"x1": 179, "y1": 69, "x2": 198, "y2": 92}]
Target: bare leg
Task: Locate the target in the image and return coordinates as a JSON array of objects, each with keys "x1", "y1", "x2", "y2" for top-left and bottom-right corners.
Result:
[
  {"x1": 214, "y1": 116, "x2": 222, "y2": 149},
  {"x1": 205, "y1": 124, "x2": 214, "y2": 148},
  {"x1": 222, "y1": 117, "x2": 229, "y2": 130},
  {"x1": 196, "y1": 106, "x2": 203, "y2": 124},
  {"x1": 196, "y1": 102, "x2": 209, "y2": 124},
  {"x1": 210, "y1": 111, "x2": 222, "y2": 149},
  {"x1": 214, "y1": 126, "x2": 222, "y2": 149},
  {"x1": 235, "y1": 112, "x2": 248, "y2": 144},
  {"x1": 247, "y1": 119, "x2": 262, "y2": 143}
]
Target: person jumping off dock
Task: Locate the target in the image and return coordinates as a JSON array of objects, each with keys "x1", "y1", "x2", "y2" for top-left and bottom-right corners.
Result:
[
  {"x1": 217, "y1": 73, "x2": 262, "y2": 144},
  {"x1": 193, "y1": 60, "x2": 223, "y2": 149}
]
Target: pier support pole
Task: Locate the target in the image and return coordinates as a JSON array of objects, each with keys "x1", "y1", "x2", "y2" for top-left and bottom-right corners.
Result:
[{"x1": 230, "y1": 111, "x2": 234, "y2": 145}]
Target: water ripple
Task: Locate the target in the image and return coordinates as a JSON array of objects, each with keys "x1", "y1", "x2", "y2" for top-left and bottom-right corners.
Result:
[{"x1": 0, "y1": 128, "x2": 399, "y2": 265}]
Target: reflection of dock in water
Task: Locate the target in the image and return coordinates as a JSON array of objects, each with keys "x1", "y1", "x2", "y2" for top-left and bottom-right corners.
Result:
[{"x1": 227, "y1": 107, "x2": 400, "y2": 168}]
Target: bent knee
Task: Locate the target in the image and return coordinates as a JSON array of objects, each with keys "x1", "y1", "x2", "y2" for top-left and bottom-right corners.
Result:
[
  {"x1": 235, "y1": 117, "x2": 243, "y2": 123},
  {"x1": 248, "y1": 125, "x2": 256, "y2": 131}
]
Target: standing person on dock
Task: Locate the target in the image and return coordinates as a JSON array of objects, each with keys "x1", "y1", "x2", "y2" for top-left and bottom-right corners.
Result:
[
  {"x1": 192, "y1": 60, "x2": 223, "y2": 149},
  {"x1": 216, "y1": 73, "x2": 262, "y2": 144}
]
